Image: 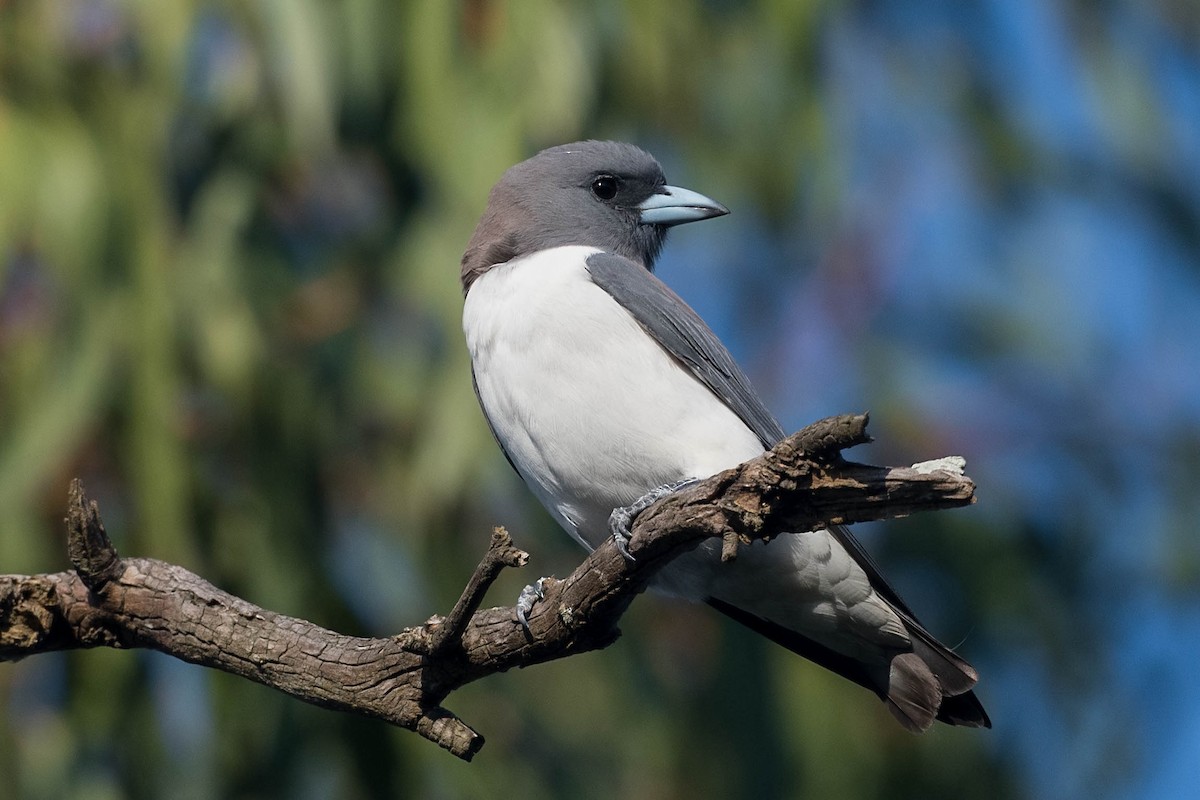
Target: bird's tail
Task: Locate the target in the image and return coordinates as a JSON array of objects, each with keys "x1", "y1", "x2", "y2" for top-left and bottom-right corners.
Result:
[
  {"x1": 707, "y1": 597, "x2": 991, "y2": 732},
  {"x1": 888, "y1": 608, "x2": 990, "y2": 730}
]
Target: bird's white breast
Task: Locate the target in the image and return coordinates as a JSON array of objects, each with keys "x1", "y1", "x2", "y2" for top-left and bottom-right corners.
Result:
[
  {"x1": 463, "y1": 246, "x2": 905, "y2": 648},
  {"x1": 463, "y1": 245, "x2": 764, "y2": 552}
]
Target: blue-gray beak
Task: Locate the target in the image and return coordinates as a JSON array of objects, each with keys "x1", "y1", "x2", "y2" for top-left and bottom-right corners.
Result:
[{"x1": 637, "y1": 185, "x2": 729, "y2": 226}]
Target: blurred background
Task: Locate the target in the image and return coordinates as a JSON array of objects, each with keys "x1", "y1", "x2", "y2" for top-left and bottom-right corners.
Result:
[{"x1": 2, "y1": 1, "x2": 1198, "y2": 798}]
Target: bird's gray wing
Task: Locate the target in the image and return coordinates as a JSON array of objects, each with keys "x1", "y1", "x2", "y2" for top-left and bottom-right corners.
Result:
[
  {"x1": 585, "y1": 252, "x2": 786, "y2": 449},
  {"x1": 584, "y1": 252, "x2": 924, "y2": 618}
]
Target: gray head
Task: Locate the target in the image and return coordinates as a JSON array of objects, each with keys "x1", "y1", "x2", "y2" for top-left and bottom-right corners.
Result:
[{"x1": 461, "y1": 140, "x2": 728, "y2": 294}]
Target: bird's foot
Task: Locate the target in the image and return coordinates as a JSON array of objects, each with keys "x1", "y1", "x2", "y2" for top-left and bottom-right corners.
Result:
[
  {"x1": 515, "y1": 577, "x2": 549, "y2": 633},
  {"x1": 608, "y1": 478, "x2": 701, "y2": 561}
]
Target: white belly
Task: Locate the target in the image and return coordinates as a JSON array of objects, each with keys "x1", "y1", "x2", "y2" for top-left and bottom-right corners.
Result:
[{"x1": 464, "y1": 245, "x2": 764, "y2": 554}]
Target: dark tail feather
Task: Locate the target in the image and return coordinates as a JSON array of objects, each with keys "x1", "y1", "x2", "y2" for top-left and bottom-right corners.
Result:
[
  {"x1": 707, "y1": 598, "x2": 991, "y2": 731},
  {"x1": 900, "y1": 610, "x2": 991, "y2": 728},
  {"x1": 936, "y1": 688, "x2": 992, "y2": 728},
  {"x1": 886, "y1": 652, "x2": 942, "y2": 732}
]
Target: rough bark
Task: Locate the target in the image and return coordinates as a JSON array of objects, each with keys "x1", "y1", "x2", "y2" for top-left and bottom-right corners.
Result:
[{"x1": 0, "y1": 414, "x2": 975, "y2": 761}]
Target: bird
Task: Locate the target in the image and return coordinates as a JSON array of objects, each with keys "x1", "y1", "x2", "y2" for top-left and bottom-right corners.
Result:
[{"x1": 459, "y1": 140, "x2": 989, "y2": 732}]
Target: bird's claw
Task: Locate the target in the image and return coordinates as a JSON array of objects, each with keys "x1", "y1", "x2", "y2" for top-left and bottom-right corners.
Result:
[
  {"x1": 516, "y1": 577, "x2": 549, "y2": 633},
  {"x1": 609, "y1": 507, "x2": 636, "y2": 561},
  {"x1": 608, "y1": 477, "x2": 701, "y2": 562}
]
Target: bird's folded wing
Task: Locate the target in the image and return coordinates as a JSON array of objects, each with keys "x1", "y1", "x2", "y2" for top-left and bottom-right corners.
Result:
[{"x1": 584, "y1": 252, "x2": 786, "y2": 449}]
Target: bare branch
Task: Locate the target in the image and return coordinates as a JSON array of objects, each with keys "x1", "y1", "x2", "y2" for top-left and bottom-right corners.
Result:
[
  {"x1": 399, "y1": 527, "x2": 529, "y2": 656},
  {"x1": 0, "y1": 414, "x2": 975, "y2": 761}
]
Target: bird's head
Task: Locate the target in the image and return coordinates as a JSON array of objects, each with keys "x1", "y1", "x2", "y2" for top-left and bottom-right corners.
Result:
[{"x1": 461, "y1": 140, "x2": 728, "y2": 294}]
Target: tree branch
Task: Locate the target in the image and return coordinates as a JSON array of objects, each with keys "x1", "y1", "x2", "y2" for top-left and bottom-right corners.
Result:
[{"x1": 0, "y1": 414, "x2": 974, "y2": 761}]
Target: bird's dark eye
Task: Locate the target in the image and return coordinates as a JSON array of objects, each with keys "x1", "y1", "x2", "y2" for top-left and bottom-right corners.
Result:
[{"x1": 590, "y1": 175, "x2": 619, "y2": 201}]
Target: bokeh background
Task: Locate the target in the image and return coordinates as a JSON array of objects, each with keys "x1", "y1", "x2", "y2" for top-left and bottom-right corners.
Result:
[{"x1": 2, "y1": 1, "x2": 1198, "y2": 798}]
